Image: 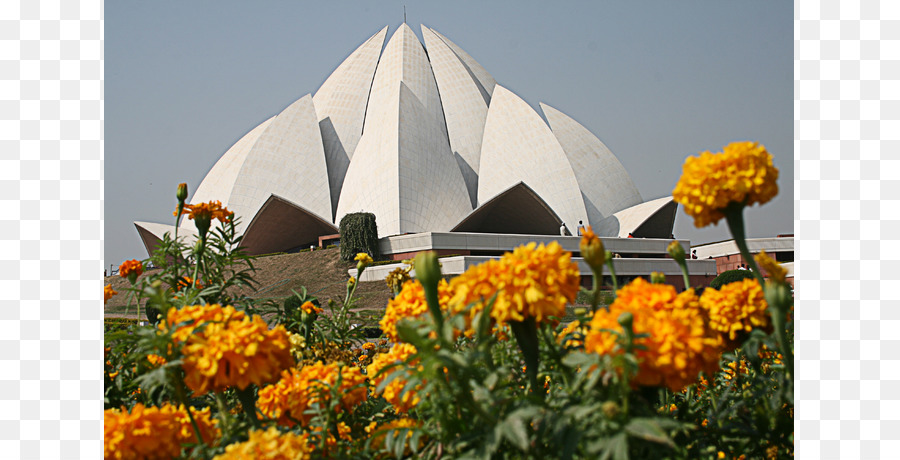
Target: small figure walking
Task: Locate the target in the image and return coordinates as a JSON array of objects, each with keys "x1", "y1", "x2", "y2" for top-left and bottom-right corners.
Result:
[
  {"x1": 576, "y1": 220, "x2": 585, "y2": 236},
  {"x1": 559, "y1": 222, "x2": 570, "y2": 236}
]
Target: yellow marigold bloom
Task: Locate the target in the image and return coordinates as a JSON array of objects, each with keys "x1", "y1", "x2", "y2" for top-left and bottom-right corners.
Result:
[
  {"x1": 385, "y1": 266, "x2": 412, "y2": 293},
  {"x1": 673, "y1": 141, "x2": 779, "y2": 228},
  {"x1": 366, "y1": 418, "x2": 422, "y2": 457},
  {"x1": 448, "y1": 242, "x2": 580, "y2": 326},
  {"x1": 104, "y1": 403, "x2": 219, "y2": 460},
  {"x1": 700, "y1": 278, "x2": 769, "y2": 341},
  {"x1": 557, "y1": 320, "x2": 586, "y2": 348},
  {"x1": 355, "y1": 252, "x2": 374, "y2": 269},
  {"x1": 722, "y1": 359, "x2": 750, "y2": 382},
  {"x1": 161, "y1": 304, "x2": 294, "y2": 395},
  {"x1": 146, "y1": 354, "x2": 166, "y2": 367},
  {"x1": 300, "y1": 300, "x2": 322, "y2": 315},
  {"x1": 176, "y1": 200, "x2": 234, "y2": 223},
  {"x1": 579, "y1": 226, "x2": 605, "y2": 269},
  {"x1": 347, "y1": 277, "x2": 356, "y2": 288},
  {"x1": 118, "y1": 259, "x2": 143, "y2": 278},
  {"x1": 257, "y1": 361, "x2": 367, "y2": 427},
  {"x1": 584, "y1": 278, "x2": 721, "y2": 391},
  {"x1": 104, "y1": 284, "x2": 117, "y2": 304},
  {"x1": 367, "y1": 343, "x2": 421, "y2": 413},
  {"x1": 380, "y1": 279, "x2": 452, "y2": 342},
  {"x1": 754, "y1": 250, "x2": 787, "y2": 283},
  {"x1": 213, "y1": 427, "x2": 312, "y2": 460}
]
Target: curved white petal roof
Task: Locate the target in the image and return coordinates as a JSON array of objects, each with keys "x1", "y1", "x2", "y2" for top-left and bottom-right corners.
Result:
[
  {"x1": 188, "y1": 116, "x2": 274, "y2": 215},
  {"x1": 336, "y1": 24, "x2": 471, "y2": 238},
  {"x1": 226, "y1": 94, "x2": 331, "y2": 233},
  {"x1": 422, "y1": 25, "x2": 489, "y2": 208},
  {"x1": 426, "y1": 27, "x2": 497, "y2": 99},
  {"x1": 313, "y1": 26, "x2": 388, "y2": 215},
  {"x1": 612, "y1": 196, "x2": 677, "y2": 238},
  {"x1": 479, "y1": 85, "x2": 588, "y2": 231},
  {"x1": 138, "y1": 24, "x2": 672, "y2": 256},
  {"x1": 541, "y1": 102, "x2": 643, "y2": 233}
]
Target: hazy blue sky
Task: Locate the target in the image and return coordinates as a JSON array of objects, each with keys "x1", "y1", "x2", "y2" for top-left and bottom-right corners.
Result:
[{"x1": 105, "y1": 1, "x2": 793, "y2": 269}]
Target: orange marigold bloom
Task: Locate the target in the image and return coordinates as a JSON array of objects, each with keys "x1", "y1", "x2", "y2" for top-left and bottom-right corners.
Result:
[
  {"x1": 257, "y1": 361, "x2": 367, "y2": 427},
  {"x1": 448, "y1": 242, "x2": 580, "y2": 326},
  {"x1": 366, "y1": 343, "x2": 421, "y2": 413},
  {"x1": 300, "y1": 300, "x2": 322, "y2": 315},
  {"x1": 584, "y1": 278, "x2": 721, "y2": 391},
  {"x1": 673, "y1": 141, "x2": 779, "y2": 228},
  {"x1": 104, "y1": 403, "x2": 219, "y2": 460},
  {"x1": 160, "y1": 304, "x2": 294, "y2": 395},
  {"x1": 213, "y1": 427, "x2": 312, "y2": 460},
  {"x1": 104, "y1": 284, "x2": 117, "y2": 304},
  {"x1": 754, "y1": 250, "x2": 787, "y2": 283},
  {"x1": 176, "y1": 200, "x2": 234, "y2": 223},
  {"x1": 700, "y1": 278, "x2": 769, "y2": 341},
  {"x1": 118, "y1": 259, "x2": 143, "y2": 278},
  {"x1": 380, "y1": 279, "x2": 452, "y2": 342}
]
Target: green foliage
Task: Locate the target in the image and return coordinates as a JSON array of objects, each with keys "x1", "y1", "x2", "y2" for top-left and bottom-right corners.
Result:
[
  {"x1": 709, "y1": 269, "x2": 756, "y2": 290},
  {"x1": 339, "y1": 212, "x2": 379, "y2": 261}
]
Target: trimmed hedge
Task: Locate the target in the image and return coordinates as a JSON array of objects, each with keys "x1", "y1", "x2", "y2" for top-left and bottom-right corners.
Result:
[
  {"x1": 339, "y1": 212, "x2": 379, "y2": 261},
  {"x1": 709, "y1": 269, "x2": 756, "y2": 290}
]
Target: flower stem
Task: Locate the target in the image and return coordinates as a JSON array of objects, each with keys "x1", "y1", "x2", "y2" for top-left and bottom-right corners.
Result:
[{"x1": 724, "y1": 203, "x2": 763, "y2": 285}]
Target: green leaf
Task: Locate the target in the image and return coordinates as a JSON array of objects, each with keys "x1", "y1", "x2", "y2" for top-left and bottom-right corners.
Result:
[
  {"x1": 500, "y1": 415, "x2": 530, "y2": 451},
  {"x1": 624, "y1": 418, "x2": 675, "y2": 448}
]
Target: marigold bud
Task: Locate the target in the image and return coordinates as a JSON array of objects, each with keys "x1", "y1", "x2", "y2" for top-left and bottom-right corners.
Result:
[
  {"x1": 579, "y1": 226, "x2": 605, "y2": 270},
  {"x1": 176, "y1": 183, "x2": 188, "y2": 203},
  {"x1": 413, "y1": 251, "x2": 441, "y2": 288},
  {"x1": 650, "y1": 272, "x2": 666, "y2": 284},
  {"x1": 667, "y1": 241, "x2": 686, "y2": 263}
]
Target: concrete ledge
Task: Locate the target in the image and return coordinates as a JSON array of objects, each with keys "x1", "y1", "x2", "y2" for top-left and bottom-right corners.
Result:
[
  {"x1": 378, "y1": 231, "x2": 692, "y2": 260},
  {"x1": 350, "y1": 256, "x2": 717, "y2": 282}
]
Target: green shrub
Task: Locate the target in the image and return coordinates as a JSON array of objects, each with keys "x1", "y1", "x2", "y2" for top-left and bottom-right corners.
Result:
[
  {"x1": 339, "y1": 212, "x2": 379, "y2": 261},
  {"x1": 709, "y1": 268, "x2": 756, "y2": 289}
]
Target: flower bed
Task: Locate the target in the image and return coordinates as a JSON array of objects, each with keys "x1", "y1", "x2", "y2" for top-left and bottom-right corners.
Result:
[{"x1": 104, "y1": 145, "x2": 793, "y2": 459}]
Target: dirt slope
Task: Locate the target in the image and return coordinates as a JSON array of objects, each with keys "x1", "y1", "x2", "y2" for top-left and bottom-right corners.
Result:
[{"x1": 104, "y1": 247, "x2": 393, "y2": 318}]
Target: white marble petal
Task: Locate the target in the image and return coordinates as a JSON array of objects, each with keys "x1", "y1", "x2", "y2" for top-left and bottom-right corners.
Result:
[
  {"x1": 313, "y1": 26, "x2": 388, "y2": 215},
  {"x1": 427, "y1": 27, "x2": 497, "y2": 99},
  {"x1": 336, "y1": 24, "x2": 471, "y2": 237},
  {"x1": 422, "y1": 25, "x2": 489, "y2": 208},
  {"x1": 226, "y1": 94, "x2": 330, "y2": 233},
  {"x1": 612, "y1": 196, "x2": 676, "y2": 238},
  {"x1": 184, "y1": 116, "x2": 274, "y2": 229},
  {"x1": 478, "y1": 85, "x2": 588, "y2": 232},
  {"x1": 541, "y1": 102, "x2": 643, "y2": 236}
]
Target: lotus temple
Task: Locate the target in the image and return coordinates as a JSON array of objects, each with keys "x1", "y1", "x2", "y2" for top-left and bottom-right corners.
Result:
[{"x1": 135, "y1": 23, "x2": 726, "y2": 288}]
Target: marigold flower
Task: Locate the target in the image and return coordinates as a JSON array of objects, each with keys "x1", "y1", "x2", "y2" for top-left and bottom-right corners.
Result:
[
  {"x1": 118, "y1": 259, "x2": 143, "y2": 279},
  {"x1": 673, "y1": 141, "x2": 779, "y2": 228},
  {"x1": 584, "y1": 278, "x2": 722, "y2": 391},
  {"x1": 176, "y1": 200, "x2": 233, "y2": 223},
  {"x1": 300, "y1": 300, "x2": 322, "y2": 315},
  {"x1": 355, "y1": 252, "x2": 374, "y2": 270},
  {"x1": 366, "y1": 343, "x2": 422, "y2": 413},
  {"x1": 447, "y1": 242, "x2": 580, "y2": 326},
  {"x1": 104, "y1": 284, "x2": 117, "y2": 304},
  {"x1": 557, "y1": 320, "x2": 587, "y2": 348},
  {"x1": 754, "y1": 250, "x2": 787, "y2": 283},
  {"x1": 160, "y1": 304, "x2": 294, "y2": 395},
  {"x1": 380, "y1": 279, "x2": 452, "y2": 342},
  {"x1": 213, "y1": 427, "x2": 312, "y2": 460},
  {"x1": 257, "y1": 361, "x2": 367, "y2": 427},
  {"x1": 699, "y1": 278, "x2": 769, "y2": 342},
  {"x1": 104, "y1": 403, "x2": 219, "y2": 460},
  {"x1": 385, "y1": 266, "x2": 412, "y2": 293}
]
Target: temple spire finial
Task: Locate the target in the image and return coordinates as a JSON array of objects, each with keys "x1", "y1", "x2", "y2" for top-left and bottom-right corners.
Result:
[{"x1": 403, "y1": 6, "x2": 406, "y2": 24}]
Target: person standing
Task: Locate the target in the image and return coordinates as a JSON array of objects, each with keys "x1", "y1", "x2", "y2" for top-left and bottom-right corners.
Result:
[{"x1": 576, "y1": 220, "x2": 585, "y2": 236}]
